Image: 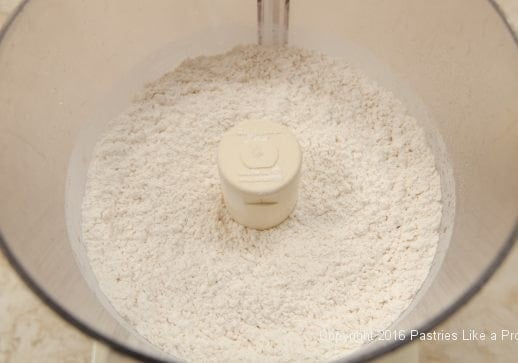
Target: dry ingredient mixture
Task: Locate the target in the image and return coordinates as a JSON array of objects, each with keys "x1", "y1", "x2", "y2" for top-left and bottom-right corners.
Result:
[{"x1": 82, "y1": 45, "x2": 442, "y2": 362}]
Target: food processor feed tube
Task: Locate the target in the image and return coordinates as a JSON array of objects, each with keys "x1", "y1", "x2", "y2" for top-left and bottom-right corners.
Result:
[{"x1": 258, "y1": 0, "x2": 289, "y2": 45}]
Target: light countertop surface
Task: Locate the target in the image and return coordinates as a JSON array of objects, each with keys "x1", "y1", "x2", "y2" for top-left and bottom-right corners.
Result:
[{"x1": 0, "y1": 1, "x2": 517, "y2": 362}]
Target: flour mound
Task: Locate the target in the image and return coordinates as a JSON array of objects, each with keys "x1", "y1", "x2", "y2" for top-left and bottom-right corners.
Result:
[{"x1": 82, "y1": 45, "x2": 442, "y2": 362}]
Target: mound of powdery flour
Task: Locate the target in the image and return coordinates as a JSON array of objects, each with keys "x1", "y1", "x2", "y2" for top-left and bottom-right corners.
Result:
[{"x1": 82, "y1": 45, "x2": 442, "y2": 362}]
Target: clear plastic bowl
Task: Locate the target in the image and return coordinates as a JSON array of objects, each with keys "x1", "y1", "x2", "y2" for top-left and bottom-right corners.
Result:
[{"x1": 0, "y1": 1, "x2": 516, "y2": 361}]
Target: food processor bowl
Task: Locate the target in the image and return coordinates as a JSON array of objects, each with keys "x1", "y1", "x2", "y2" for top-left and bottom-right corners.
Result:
[{"x1": 0, "y1": 0, "x2": 517, "y2": 362}]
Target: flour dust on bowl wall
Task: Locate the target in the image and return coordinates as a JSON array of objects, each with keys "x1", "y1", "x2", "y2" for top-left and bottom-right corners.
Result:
[{"x1": 0, "y1": 1, "x2": 517, "y2": 363}]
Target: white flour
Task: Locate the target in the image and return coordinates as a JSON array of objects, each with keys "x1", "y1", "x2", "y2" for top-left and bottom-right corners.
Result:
[{"x1": 82, "y1": 45, "x2": 442, "y2": 362}]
